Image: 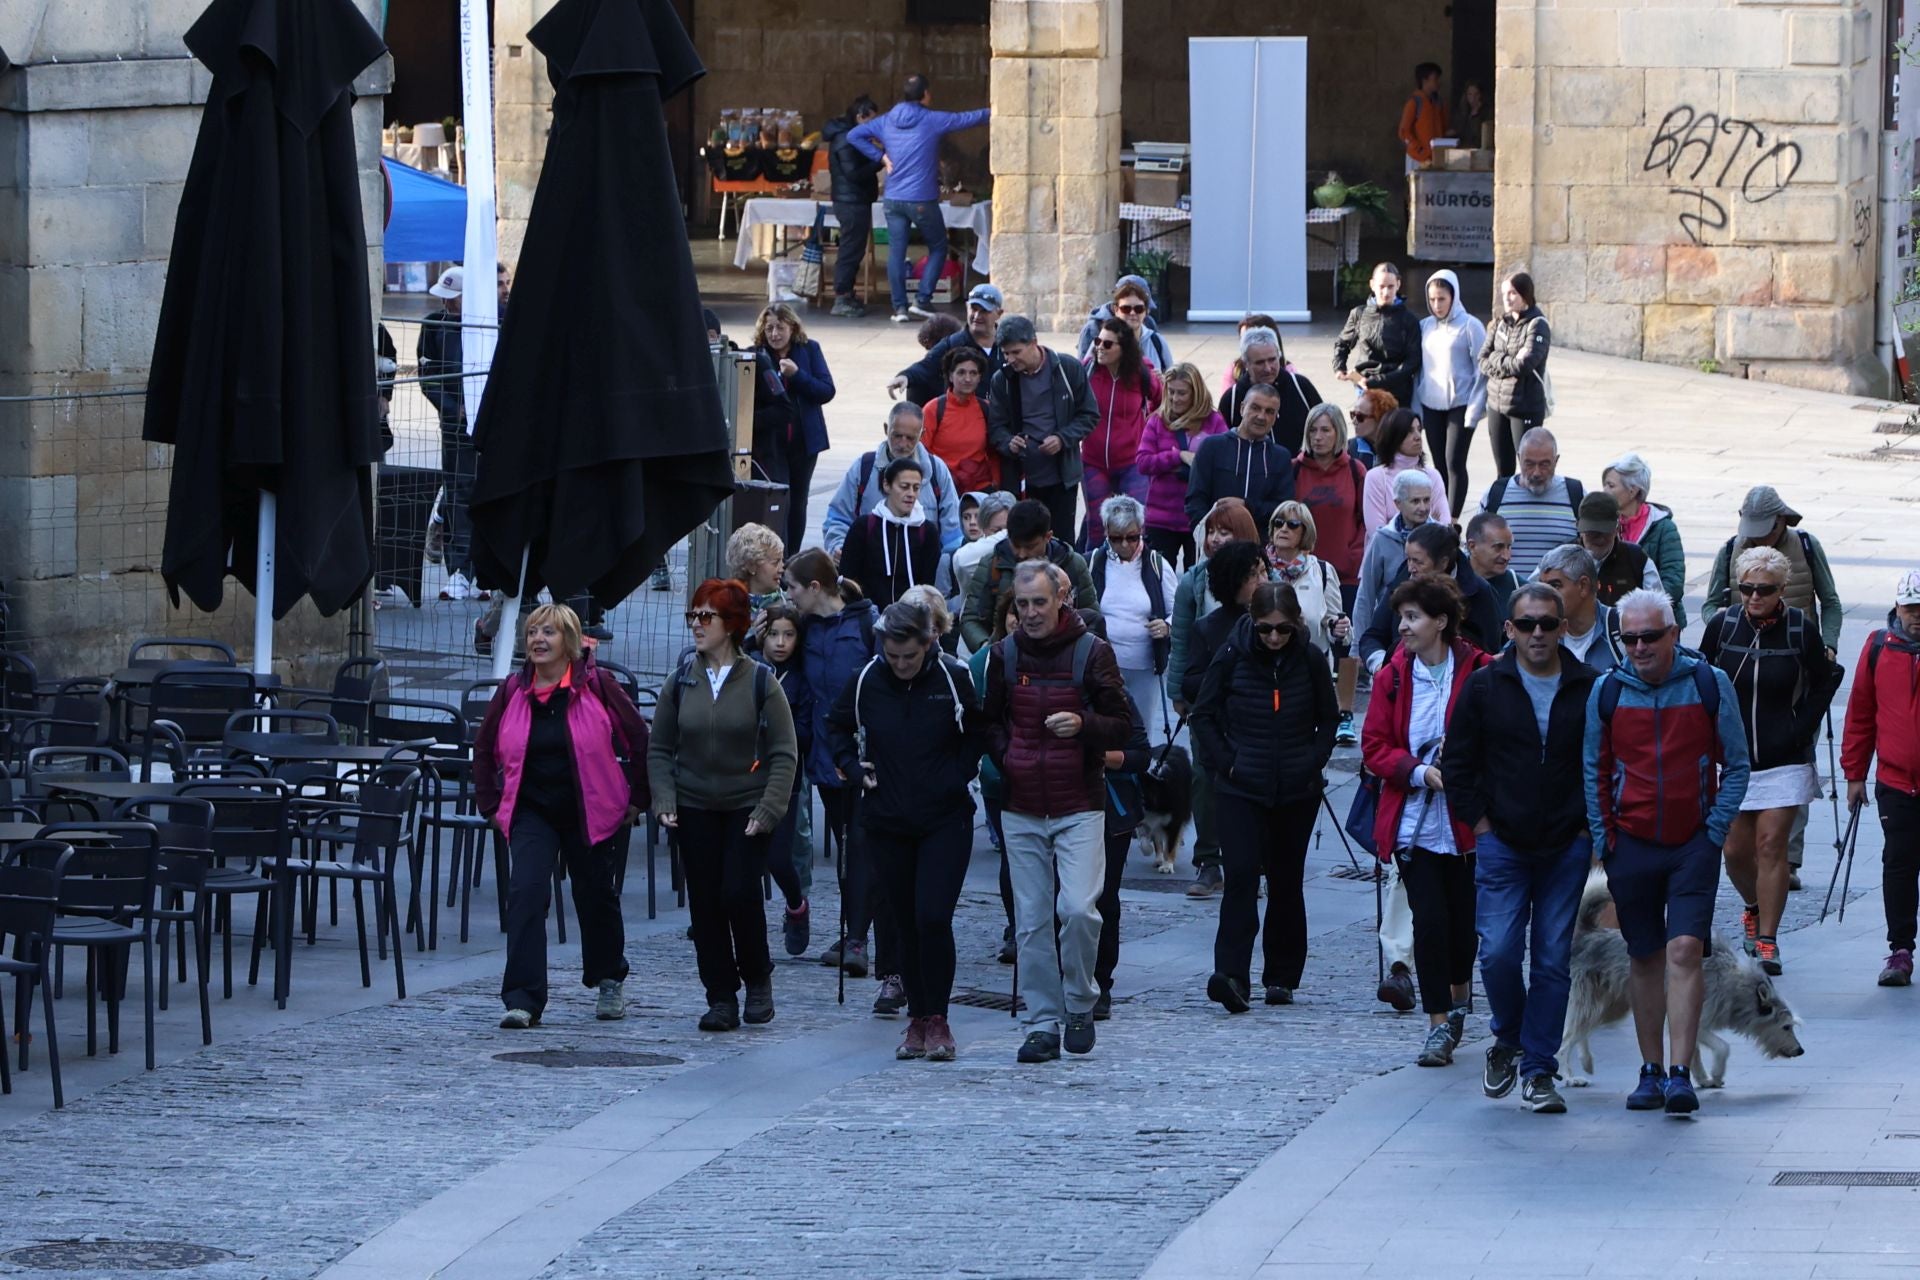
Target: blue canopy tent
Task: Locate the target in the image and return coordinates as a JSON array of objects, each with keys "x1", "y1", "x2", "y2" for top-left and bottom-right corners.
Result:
[{"x1": 380, "y1": 157, "x2": 465, "y2": 263}]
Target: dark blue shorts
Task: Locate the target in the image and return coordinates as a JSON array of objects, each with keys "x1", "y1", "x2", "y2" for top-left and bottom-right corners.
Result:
[{"x1": 1605, "y1": 830, "x2": 1720, "y2": 958}]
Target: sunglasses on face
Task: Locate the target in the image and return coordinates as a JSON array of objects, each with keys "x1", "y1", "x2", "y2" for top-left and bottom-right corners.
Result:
[
  {"x1": 1108, "y1": 532, "x2": 1142, "y2": 544},
  {"x1": 1621, "y1": 629, "x2": 1671, "y2": 648},
  {"x1": 1094, "y1": 338, "x2": 1119, "y2": 350},
  {"x1": 1272, "y1": 519, "x2": 1305, "y2": 531},
  {"x1": 1509, "y1": 616, "x2": 1563, "y2": 634},
  {"x1": 1116, "y1": 304, "x2": 1147, "y2": 316},
  {"x1": 1736, "y1": 582, "x2": 1782, "y2": 598},
  {"x1": 685, "y1": 609, "x2": 720, "y2": 626},
  {"x1": 1252, "y1": 621, "x2": 1293, "y2": 637},
  {"x1": 1351, "y1": 412, "x2": 1372, "y2": 424}
]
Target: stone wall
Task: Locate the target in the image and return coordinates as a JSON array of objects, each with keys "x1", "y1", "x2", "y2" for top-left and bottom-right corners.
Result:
[
  {"x1": 1119, "y1": 0, "x2": 1456, "y2": 192},
  {"x1": 0, "y1": 0, "x2": 386, "y2": 680},
  {"x1": 1495, "y1": 0, "x2": 1883, "y2": 393}
]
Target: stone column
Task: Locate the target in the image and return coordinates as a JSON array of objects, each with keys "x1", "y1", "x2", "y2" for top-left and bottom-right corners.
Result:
[{"x1": 989, "y1": 0, "x2": 1122, "y2": 334}]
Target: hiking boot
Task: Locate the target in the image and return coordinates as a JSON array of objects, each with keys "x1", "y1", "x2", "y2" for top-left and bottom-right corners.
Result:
[
  {"x1": 743, "y1": 978, "x2": 775, "y2": 1024},
  {"x1": 594, "y1": 979, "x2": 627, "y2": 1021},
  {"x1": 1755, "y1": 936, "x2": 1782, "y2": 976},
  {"x1": 1521, "y1": 1074, "x2": 1567, "y2": 1114},
  {"x1": 841, "y1": 941, "x2": 870, "y2": 979},
  {"x1": 1789, "y1": 869, "x2": 1803, "y2": 891},
  {"x1": 1446, "y1": 1001, "x2": 1469, "y2": 1048},
  {"x1": 896, "y1": 1017, "x2": 928, "y2": 1060},
  {"x1": 1335, "y1": 711, "x2": 1357, "y2": 747},
  {"x1": 1626, "y1": 1062, "x2": 1668, "y2": 1110},
  {"x1": 1664, "y1": 1065, "x2": 1699, "y2": 1116},
  {"x1": 1264, "y1": 985, "x2": 1293, "y2": 1006},
  {"x1": 1092, "y1": 986, "x2": 1113, "y2": 1021},
  {"x1": 1417, "y1": 1023, "x2": 1455, "y2": 1067},
  {"x1": 498, "y1": 1008, "x2": 539, "y2": 1030},
  {"x1": 783, "y1": 900, "x2": 811, "y2": 957},
  {"x1": 1064, "y1": 1012, "x2": 1096, "y2": 1055},
  {"x1": 923, "y1": 1015, "x2": 957, "y2": 1061},
  {"x1": 829, "y1": 297, "x2": 866, "y2": 318},
  {"x1": 1376, "y1": 963, "x2": 1416, "y2": 1012},
  {"x1": 873, "y1": 974, "x2": 907, "y2": 1016},
  {"x1": 997, "y1": 930, "x2": 1017, "y2": 965},
  {"x1": 1186, "y1": 863, "x2": 1223, "y2": 898},
  {"x1": 1017, "y1": 1031, "x2": 1061, "y2": 1063},
  {"x1": 1880, "y1": 949, "x2": 1914, "y2": 987},
  {"x1": 819, "y1": 940, "x2": 843, "y2": 968},
  {"x1": 698, "y1": 999, "x2": 741, "y2": 1032},
  {"x1": 1483, "y1": 1042, "x2": 1521, "y2": 1098},
  {"x1": 1207, "y1": 973, "x2": 1251, "y2": 1014},
  {"x1": 1742, "y1": 905, "x2": 1758, "y2": 956}
]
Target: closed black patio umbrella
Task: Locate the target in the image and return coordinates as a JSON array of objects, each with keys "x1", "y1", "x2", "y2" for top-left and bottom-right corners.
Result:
[
  {"x1": 465, "y1": 0, "x2": 733, "y2": 611},
  {"x1": 143, "y1": 0, "x2": 386, "y2": 632}
]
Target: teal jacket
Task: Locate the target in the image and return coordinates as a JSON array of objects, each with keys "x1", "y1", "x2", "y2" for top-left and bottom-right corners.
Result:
[{"x1": 1634, "y1": 503, "x2": 1688, "y2": 629}]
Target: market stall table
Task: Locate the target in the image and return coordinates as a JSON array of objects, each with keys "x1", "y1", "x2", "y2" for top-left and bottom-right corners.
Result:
[
  {"x1": 1118, "y1": 203, "x2": 1361, "y2": 307},
  {"x1": 731, "y1": 198, "x2": 992, "y2": 277}
]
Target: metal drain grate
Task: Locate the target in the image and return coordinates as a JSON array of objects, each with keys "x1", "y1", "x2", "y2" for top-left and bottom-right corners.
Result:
[
  {"x1": 1120, "y1": 876, "x2": 1200, "y2": 894},
  {"x1": 1326, "y1": 865, "x2": 1384, "y2": 882},
  {"x1": 3, "y1": 1242, "x2": 235, "y2": 1271},
  {"x1": 952, "y1": 988, "x2": 1025, "y2": 1013},
  {"x1": 493, "y1": 1049, "x2": 683, "y2": 1069},
  {"x1": 1772, "y1": 1171, "x2": 1920, "y2": 1187}
]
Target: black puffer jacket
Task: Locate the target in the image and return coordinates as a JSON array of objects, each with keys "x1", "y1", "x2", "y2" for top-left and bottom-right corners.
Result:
[
  {"x1": 1190, "y1": 614, "x2": 1338, "y2": 805},
  {"x1": 1332, "y1": 298, "x2": 1422, "y2": 406},
  {"x1": 1698, "y1": 605, "x2": 1844, "y2": 772},
  {"x1": 823, "y1": 115, "x2": 882, "y2": 207},
  {"x1": 1479, "y1": 306, "x2": 1551, "y2": 418},
  {"x1": 826, "y1": 650, "x2": 984, "y2": 833},
  {"x1": 1181, "y1": 600, "x2": 1246, "y2": 706},
  {"x1": 1443, "y1": 650, "x2": 1598, "y2": 854}
]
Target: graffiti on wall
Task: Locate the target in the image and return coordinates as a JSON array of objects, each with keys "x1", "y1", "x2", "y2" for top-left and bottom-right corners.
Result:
[{"x1": 1642, "y1": 105, "x2": 1802, "y2": 244}]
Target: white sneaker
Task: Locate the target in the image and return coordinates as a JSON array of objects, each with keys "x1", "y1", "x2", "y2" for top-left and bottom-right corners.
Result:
[{"x1": 441, "y1": 571, "x2": 474, "y2": 601}]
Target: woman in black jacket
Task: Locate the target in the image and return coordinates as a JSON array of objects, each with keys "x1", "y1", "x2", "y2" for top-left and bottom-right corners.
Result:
[
  {"x1": 1193, "y1": 581, "x2": 1339, "y2": 1013},
  {"x1": 1478, "y1": 270, "x2": 1551, "y2": 480},
  {"x1": 827, "y1": 599, "x2": 984, "y2": 1062},
  {"x1": 1332, "y1": 262, "x2": 1423, "y2": 408},
  {"x1": 1699, "y1": 548, "x2": 1844, "y2": 975}
]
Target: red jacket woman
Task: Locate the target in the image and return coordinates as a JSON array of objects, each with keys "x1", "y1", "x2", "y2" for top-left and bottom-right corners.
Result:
[{"x1": 1361, "y1": 635, "x2": 1490, "y2": 860}]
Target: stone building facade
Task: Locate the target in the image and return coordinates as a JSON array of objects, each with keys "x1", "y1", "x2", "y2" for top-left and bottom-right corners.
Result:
[{"x1": 0, "y1": 0, "x2": 386, "y2": 678}]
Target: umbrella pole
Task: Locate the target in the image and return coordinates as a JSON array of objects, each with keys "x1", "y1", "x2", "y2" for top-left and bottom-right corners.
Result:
[
  {"x1": 254, "y1": 491, "x2": 276, "y2": 676},
  {"x1": 490, "y1": 546, "x2": 531, "y2": 680}
]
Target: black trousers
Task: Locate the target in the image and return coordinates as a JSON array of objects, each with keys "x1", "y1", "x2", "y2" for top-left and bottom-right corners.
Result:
[
  {"x1": 785, "y1": 445, "x2": 818, "y2": 555},
  {"x1": 1214, "y1": 793, "x2": 1317, "y2": 989},
  {"x1": 1396, "y1": 845, "x2": 1478, "y2": 1014},
  {"x1": 1026, "y1": 482, "x2": 1079, "y2": 549},
  {"x1": 871, "y1": 817, "x2": 973, "y2": 1017},
  {"x1": 826, "y1": 786, "x2": 898, "y2": 971},
  {"x1": 1483, "y1": 409, "x2": 1540, "y2": 480},
  {"x1": 1096, "y1": 826, "x2": 1132, "y2": 991},
  {"x1": 1420, "y1": 404, "x2": 1473, "y2": 513},
  {"x1": 501, "y1": 806, "x2": 628, "y2": 1014},
  {"x1": 1881, "y1": 785, "x2": 1920, "y2": 952},
  {"x1": 678, "y1": 806, "x2": 773, "y2": 1004},
  {"x1": 766, "y1": 780, "x2": 805, "y2": 909},
  {"x1": 1146, "y1": 526, "x2": 1196, "y2": 573},
  {"x1": 832, "y1": 199, "x2": 873, "y2": 299}
]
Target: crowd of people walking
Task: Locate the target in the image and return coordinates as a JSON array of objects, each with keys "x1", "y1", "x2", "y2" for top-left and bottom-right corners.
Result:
[{"x1": 468, "y1": 246, "x2": 1912, "y2": 1125}]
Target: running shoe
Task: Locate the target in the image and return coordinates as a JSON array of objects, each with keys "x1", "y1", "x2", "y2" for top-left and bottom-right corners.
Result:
[
  {"x1": 1755, "y1": 936, "x2": 1782, "y2": 976},
  {"x1": 1335, "y1": 711, "x2": 1357, "y2": 746},
  {"x1": 923, "y1": 1015, "x2": 957, "y2": 1061},
  {"x1": 1742, "y1": 905, "x2": 1758, "y2": 956},
  {"x1": 1626, "y1": 1062, "x2": 1668, "y2": 1110},
  {"x1": 1521, "y1": 1074, "x2": 1567, "y2": 1113},
  {"x1": 1483, "y1": 1042, "x2": 1520, "y2": 1098},
  {"x1": 1664, "y1": 1065, "x2": 1699, "y2": 1116},
  {"x1": 897, "y1": 1017, "x2": 927, "y2": 1060},
  {"x1": 1417, "y1": 1023, "x2": 1455, "y2": 1067},
  {"x1": 1880, "y1": 949, "x2": 1914, "y2": 987}
]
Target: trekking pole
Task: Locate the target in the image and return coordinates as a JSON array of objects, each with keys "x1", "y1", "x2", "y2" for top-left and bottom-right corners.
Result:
[
  {"x1": 1836, "y1": 800, "x2": 1864, "y2": 925},
  {"x1": 835, "y1": 793, "x2": 849, "y2": 1007},
  {"x1": 1825, "y1": 708, "x2": 1842, "y2": 834},
  {"x1": 1318, "y1": 791, "x2": 1362, "y2": 871},
  {"x1": 1820, "y1": 801, "x2": 1863, "y2": 925},
  {"x1": 1373, "y1": 853, "x2": 1385, "y2": 987}
]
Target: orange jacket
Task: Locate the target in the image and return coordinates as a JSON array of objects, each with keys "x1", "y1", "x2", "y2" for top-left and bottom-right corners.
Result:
[
  {"x1": 922, "y1": 392, "x2": 999, "y2": 494},
  {"x1": 1398, "y1": 92, "x2": 1451, "y2": 165}
]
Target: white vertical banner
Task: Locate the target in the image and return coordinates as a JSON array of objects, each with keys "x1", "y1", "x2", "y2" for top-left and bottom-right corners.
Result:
[
  {"x1": 1187, "y1": 37, "x2": 1309, "y2": 322},
  {"x1": 459, "y1": 0, "x2": 498, "y2": 426}
]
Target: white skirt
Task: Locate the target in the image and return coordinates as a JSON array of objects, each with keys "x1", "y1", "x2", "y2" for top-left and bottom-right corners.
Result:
[{"x1": 1740, "y1": 764, "x2": 1821, "y2": 811}]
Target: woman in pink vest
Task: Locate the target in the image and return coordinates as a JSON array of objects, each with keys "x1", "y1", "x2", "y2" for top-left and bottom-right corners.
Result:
[{"x1": 475, "y1": 603, "x2": 651, "y2": 1030}]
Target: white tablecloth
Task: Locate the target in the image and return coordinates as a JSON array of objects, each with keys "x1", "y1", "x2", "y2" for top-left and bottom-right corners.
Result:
[
  {"x1": 1118, "y1": 203, "x2": 1360, "y2": 272},
  {"x1": 732, "y1": 199, "x2": 992, "y2": 275}
]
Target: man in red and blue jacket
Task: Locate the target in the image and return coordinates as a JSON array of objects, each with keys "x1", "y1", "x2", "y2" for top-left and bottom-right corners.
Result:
[
  {"x1": 1583, "y1": 589, "x2": 1749, "y2": 1116},
  {"x1": 1841, "y1": 569, "x2": 1920, "y2": 987}
]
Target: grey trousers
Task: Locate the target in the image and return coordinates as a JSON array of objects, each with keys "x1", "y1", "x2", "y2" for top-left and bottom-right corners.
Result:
[{"x1": 1004, "y1": 809, "x2": 1105, "y2": 1035}]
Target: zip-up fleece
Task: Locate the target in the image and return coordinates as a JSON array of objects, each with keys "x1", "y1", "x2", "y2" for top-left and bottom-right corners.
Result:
[
  {"x1": 981, "y1": 609, "x2": 1133, "y2": 817},
  {"x1": 1583, "y1": 652, "x2": 1750, "y2": 853},
  {"x1": 646, "y1": 655, "x2": 799, "y2": 831},
  {"x1": 1083, "y1": 362, "x2": 1162, "y2": 480},
  {"x1": 475, "y1": 658, "x2": 651, "y2": 846},
  {"x1": 825, "y1": 651, "x2": 984, "y2": 832},
  {"x1": 1842, "y1": 619, "x2": 1920, "y2": 795},
  {"x1": 1443, "y1": 650, "x2": 1598, "y2": 854},
  {"x1": 1183, "y1": 429, "x2": 1297, "y2": 532}
]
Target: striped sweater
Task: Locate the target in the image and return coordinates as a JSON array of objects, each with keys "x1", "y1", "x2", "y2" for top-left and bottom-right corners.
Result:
[{"x1": 1486, "y1": 476, "x2": 1578, "y2": 577}]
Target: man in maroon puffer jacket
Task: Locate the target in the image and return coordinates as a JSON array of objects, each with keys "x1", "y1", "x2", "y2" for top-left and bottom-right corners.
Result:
[{"x1": 982, "y1": 560, "x2": 1132, "y2": 1064}]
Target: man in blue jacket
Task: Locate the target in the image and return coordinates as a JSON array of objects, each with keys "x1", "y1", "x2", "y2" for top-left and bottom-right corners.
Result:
[{"x1": 848, "y1": 74, "x2": 989, "y2": 323}]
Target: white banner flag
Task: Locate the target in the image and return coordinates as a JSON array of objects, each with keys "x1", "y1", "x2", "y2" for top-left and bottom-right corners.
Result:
[{"x1": 459, "y1": 0, "x2": 498, "y2": 430}]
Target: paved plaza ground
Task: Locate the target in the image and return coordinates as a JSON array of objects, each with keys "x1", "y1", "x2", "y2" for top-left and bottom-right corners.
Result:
[{"x1": 3, "y1": 293, "x2": 1920, "y2": 1278}]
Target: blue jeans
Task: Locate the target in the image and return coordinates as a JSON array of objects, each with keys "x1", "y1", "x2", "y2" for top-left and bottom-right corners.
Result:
[
  {"x1": 884, "y1": 198, "x2": 948, "y2": 311},
  {"x1": 1474, "y1": 831, "x2": 1591, "y2": 1079}
]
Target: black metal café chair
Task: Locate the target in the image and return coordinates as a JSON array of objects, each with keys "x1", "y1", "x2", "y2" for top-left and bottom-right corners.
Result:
[
  {"x1": 285, "y1": 656, "x2": 387, "y2": 744},
  {"x1": 24, "y1": 745, "x2": 127, "y2": 824},
  {"x1": 29, "y1": 822, "x2": 162, "y2": 1070},
  {"x1": 176, "y1": 780, "x2": 287, "y2": 1000},
  {"x1": 134, "y1": 668, "x2": 259, "y2": 782},
  {"x1": 114, "y1": 797, "x2": 216, "y2": 1046},
  {"x1": 0, "y1": 840, "x2": 72, "y2": 1109},
  {"x1": 1, "y1": 651, "x2": 48, "y2": 770},
  {"x1": 221, "y1": 709, "x2": 340, "y2": 783},
  {"x1": 270, "y1": 766, "x2": 419, "y2": 1006},
  {"x1": 125, "y1": 637, "x2": 236, "y2": 668},
  {"x1": 367, "y1": 700, "x2": 470, "y2": 950}
]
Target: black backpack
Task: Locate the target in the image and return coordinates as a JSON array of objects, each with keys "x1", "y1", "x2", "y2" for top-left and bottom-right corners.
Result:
[
  {"x1": 1484, "y1": 474, "x2": 1584, "y2": 516},
  {"x1": 1089, "y1": 546, "x2": 1172, "y2": 673}
]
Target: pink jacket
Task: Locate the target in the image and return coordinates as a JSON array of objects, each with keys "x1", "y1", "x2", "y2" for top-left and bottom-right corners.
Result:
[
  {"x1": 1083, "y1": 363, "x2": 1162, "y2": 479},
  {"x1": 474, "y1": 659, "x2": 650, "y2": 847},
  {"x1": 1136, "y1": 409, "x2": 1229, "y2": 532},
  {"x1": 1362, "y1": 456, "x2": 1452, "y2": 541}
]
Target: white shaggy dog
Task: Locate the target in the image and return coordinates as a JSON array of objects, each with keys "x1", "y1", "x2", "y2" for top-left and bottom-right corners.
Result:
[{"x1": 1560, "y1": 872, "x2": 1805, "y2": 1088}]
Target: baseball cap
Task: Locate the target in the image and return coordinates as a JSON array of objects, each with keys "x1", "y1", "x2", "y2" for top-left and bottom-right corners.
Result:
[
  {"x1": 1577, "y1": 491, "x2": 1620, "y2": 535},
  {"x1": 1737, "y1": 484, "x2": 1801, "y2": 541},
  {"x1": 429, "y1": 266, "x2": 464, "y2": 299},
  {"x1": 966, "y1": 283, "x2": 1005, "y2": 312},
  {"x1": 1898, "y1": 570, "x2": 1920, "y2": 606}
]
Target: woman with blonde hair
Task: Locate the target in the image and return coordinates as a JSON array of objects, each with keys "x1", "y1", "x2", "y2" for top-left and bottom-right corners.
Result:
[
  {"x1": 750, "y1": 302, "x2": 837, "y2": 548},
  {"x1": 1265, "y1": 501, "x2": 1350, "y2": 657},
  {"x1": 1136, "y1": 362, "x2": 1229, "y2": 570}
]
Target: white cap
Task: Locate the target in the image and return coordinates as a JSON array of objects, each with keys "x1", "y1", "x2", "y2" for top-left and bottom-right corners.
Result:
[
  {"x1": 429, "y1": 266, "x2": 464, "y2": 299},
  {"x1": 1898, "y1": 569, "x2": 1920, "y2": 607}
]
